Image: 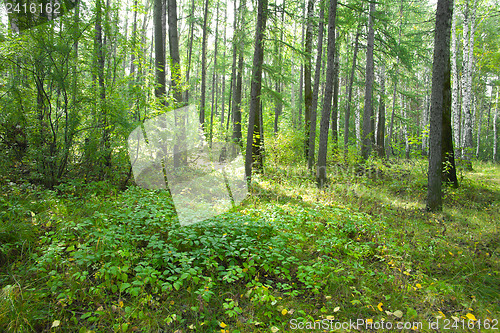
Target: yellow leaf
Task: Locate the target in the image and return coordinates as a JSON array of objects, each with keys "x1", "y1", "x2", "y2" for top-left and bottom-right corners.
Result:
[
  {"x1": 438, "y1": 310, "x2": 446, "y2": 318},
  {"x1": 326, "y1": 315, "x2": 335, "y2": 320},
  {"x1": 416, "y1": 283, "x2": 422, "y2": 289},
  {"x1": 119, "y1": 301, "x2": 124, "y2": 308},
  {"x1": 51, "y1": 320, "x2": 61, "y2": 328},
  {"x1": 377, "y1": 302, "x2": 383, "y2": 311},
  {"x1": 220, "y1": 322, "x2": 227, "y2": 328},
  {"x1": 281, "y1": 309, "x2": 288, "y2": 315},
  {"x1": 325, "y1": 296, "x2": 332, "y2": 300},
  {"x1": 334, "y1": 306, "x2": 340, "y2": 312},
  {"x1": 466, "y1": 313, "x2": 477, "y2": 321}
]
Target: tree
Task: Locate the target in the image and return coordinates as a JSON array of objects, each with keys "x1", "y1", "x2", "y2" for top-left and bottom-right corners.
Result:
[
  {"x1": 460, "y1": 0, "x2": 476, "y2": 169},
  {"x1": 209, "y1": 2, "x2": 220, "y2": 146},
  {"x1": 387, "y1": 0, "x2": 404, "y2": 158},
  {"x1": 494, "y1": 88, "x2": 499, "y2": 162},
  {"x1": 303, "y1": 0, "x2": 315, "y2": 159},
  {"x1": 232, "y1": 0, "x2": 246, "y2": 146},
  {"x1": 376, "y1": 62, "x2": 386, "y2": 158},
  {"x1": 200, "y1": 0, "x2": 209, "y2": 128},
  {"x1": 316, "y1": 0, "x2": 338, "y2": 187},
  {"x1": 361, "y1": 1, "x2": 376, "y2": 161},
  {"x1": 167, "y1": 0, "x2": 182, "y2": 105},
  {"x1": 343, "y1": 26, "x2": 360, "y2": 156},
  {"x1": 330, "y1": 31, "x2": 340, "y2": 150},
  {"x1": 307, "y1": 1, "x2": 325, "y2": 170},
  {"x1": 153, "y1": 0, "x2": 166, "y2": 103},
  {"x1": 427, "y1": 0, "x2": 454, "y2": 212},
  {"x1": 184, "y1": 0, "x2": 196, "y2": 103},
  {"x1": 451, "y1": 6, "x2": 460, "y2": 154},
  {"x1": 245, "y1": 0, "x2": 268, "y2": 181}
]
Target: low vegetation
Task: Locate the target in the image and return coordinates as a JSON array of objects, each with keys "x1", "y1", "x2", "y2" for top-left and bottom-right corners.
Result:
[{"x1": 1, "y1": 155, "x2": 499, "y2": 332}]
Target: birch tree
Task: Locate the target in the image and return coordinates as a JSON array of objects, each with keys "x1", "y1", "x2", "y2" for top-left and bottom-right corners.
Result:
[{"x1": 361, "y1": 1, "x2": 376, "y2": 161}]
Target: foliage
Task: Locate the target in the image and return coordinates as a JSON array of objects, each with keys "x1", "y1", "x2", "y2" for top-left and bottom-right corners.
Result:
[{"x1": 1, "y1": 160, "x2": 499, "y2": 331}]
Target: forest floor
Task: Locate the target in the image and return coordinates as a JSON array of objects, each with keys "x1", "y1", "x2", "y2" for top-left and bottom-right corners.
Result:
[{"x1": 1, "y1": 158, "x2": 499, "y2": 332}]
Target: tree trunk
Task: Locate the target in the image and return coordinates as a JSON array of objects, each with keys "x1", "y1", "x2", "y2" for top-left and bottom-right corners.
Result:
[
  {"x1": 316, "y1": 0, "x2": 338, "y2": 187},
  {"x1": 167, "y1": 0, "x2": 183, "y2": 105},
  {"x1": 245, "y1": 0, "x2": 268, "y2": 181},
  {"x1": 303, "y1": 0, "x2": 315, "y2": 159},
  {"x1": 494, "y1": 89, "x2": 498, "y2": 162},
  {"x1": 168, "y1": 0, "x2": 186, "y2": 168},
  {"x1": 402, "y1": 97, "x2": 410, "y2": 159},
  {"x1": 274, "y1": 0, "x2": 285, "y2": 134},
  {"x1": 387, "y1": 0, "x2": 404, "y2": 158},
  {"x1": 154, "y1": 0, "x2": 166, "y2": 102},
  {"x1": 209, "y1": 2, "x2": 220, "y2": 146},
  {"x1": 476, "y1": 99, "x2": 483, "y2": 158},
  {"x1": 361, "y1": 1, "x2": 376, "y2": 161},
  {"x1": 228, "y1": 0, "x2": 238, "y2": 129},
  {"x1": 376, "y1": 62, "x2": 386, "y2": 158},
  {"x1": 307, "y1": 1, "x2": 325, "y2": 170},
  {"x1": 344, "y1": 26, "x2": 360, "y2": 155},
  {"x1": 451, "y1": 7, "x2": 460, "y2": 154},
  {"x1": 200, "y1": 0, "x2": 209, "y2": 128},
  {"x1": 427, "y1": 0, "x2": 453, "y2": 212},
  {"x1": 184, "y1": 0, "x2": 195, "y2": 103},
  {"x1": 232, "y1": 0, "x2": 246, "y2": 145},
  {"x1": 330, "y1": 32, "x2": 340, "y2": 152},
  {"x1": 298, "y1": 2, "x2": 306, "y2": 129},
  {"x1": 461, "y1": 0, "x2": 475, "y2": 169},
  {"x1": 221, "y1": 0, "x2": 228, "y2": 126}
]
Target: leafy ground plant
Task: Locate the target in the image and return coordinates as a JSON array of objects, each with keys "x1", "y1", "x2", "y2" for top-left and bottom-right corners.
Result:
[{"x1": 0, "y1": 160, "x2": 499, "y2": 332}]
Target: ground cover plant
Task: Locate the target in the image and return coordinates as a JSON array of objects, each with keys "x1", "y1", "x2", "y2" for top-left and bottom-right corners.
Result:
[{"x1": 1, "y1": 156, "x2": 499, "y2": 332}]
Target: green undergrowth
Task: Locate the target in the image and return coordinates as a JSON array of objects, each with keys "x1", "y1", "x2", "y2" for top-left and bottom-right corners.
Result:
[{"x1": 1, "y1": 160, "x2": 499, "y2": 332}]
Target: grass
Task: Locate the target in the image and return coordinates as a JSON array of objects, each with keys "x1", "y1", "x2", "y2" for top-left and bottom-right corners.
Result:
[{"x1": 0, "y1": 158, "x2": 499, "y2": 332}]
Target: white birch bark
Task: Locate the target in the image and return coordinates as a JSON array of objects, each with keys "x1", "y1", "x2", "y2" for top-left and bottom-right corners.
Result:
[
  {"x1": 461, "y1": 0, "x2": 475, "y2": 165},
  {"x1": 494, "y1": 89, "x2": 498, "y2": 162},
  {"x1": 451, "y1": 7, "x2": 461, "y2": 154}
]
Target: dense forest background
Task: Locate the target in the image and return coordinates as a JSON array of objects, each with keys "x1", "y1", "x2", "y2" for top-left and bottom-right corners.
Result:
[
  {"x1": 0, "y1": 0, "x2": 499, "y2": 331},
  {"x1": 0, "y1": 0, "x2": 498, "y2": 190}
]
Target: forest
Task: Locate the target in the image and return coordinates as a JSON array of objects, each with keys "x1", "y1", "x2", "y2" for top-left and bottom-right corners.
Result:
[{"x1": 0, "y1": 0, "x2": 499, "y2": 330}]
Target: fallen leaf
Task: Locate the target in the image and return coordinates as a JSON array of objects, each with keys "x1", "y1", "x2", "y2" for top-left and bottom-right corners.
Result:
[
  {"x1": 51, "y1": 320, "x2": 61, "y2": 328},
  {"x1": 393, "y1": 310, "x2": 403, "y2": 318},
  {"x1": 377, "y1": 303, "x2": 383, "y2": 311},
  {"x1": 271, "y1": 326, "x2": 280, "y2": 332},
  {"x1": 220, "y1": 322, "x2": 227, "y2": 328},
  {"x1": 281, "y1": 309, "x2": 288, "y2": 315},
  {"x1": 466, "y1": 313, "x2": 476, "y2": 321},
  {"x1": 334, "y1": 306, "x2": 340, "y2": 312}
]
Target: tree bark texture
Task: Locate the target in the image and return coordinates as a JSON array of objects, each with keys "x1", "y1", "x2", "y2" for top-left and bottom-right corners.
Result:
[
  {"x1": 245, "y1": 0, "x2": 268, "y2": 181},
  {"x1": 361, "y1": 1, "x2": 376, "y2": 161},
  {"x1": 427, "y1": 0, "x2": 453, "y2": 211},
  {"x1": 316, "y1": 0, "x2": 338, "y2": 187}
]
